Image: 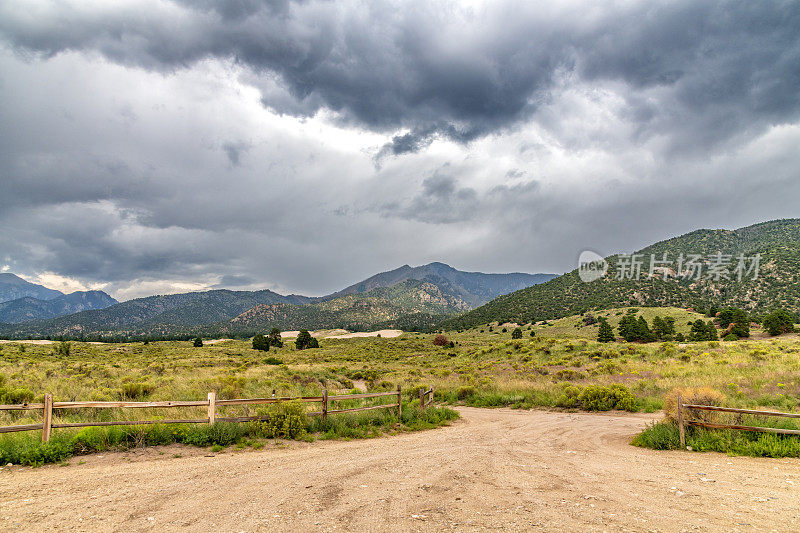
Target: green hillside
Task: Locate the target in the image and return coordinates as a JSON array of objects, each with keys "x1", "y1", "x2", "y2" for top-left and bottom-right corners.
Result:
[
  {"x1": 222, "y1": 279, "x2": 467, "y2": 334},
  {"x1": 440, "y1": 219, "x2": 800, "y2": 330}
]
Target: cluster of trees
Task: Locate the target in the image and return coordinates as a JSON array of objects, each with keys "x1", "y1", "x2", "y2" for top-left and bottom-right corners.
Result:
[
  {"x1": 252, "y1": 328, "x2": 285, "y2": 351},
  {"x1": 613, "y1": 313, "x2": 677, "y2": 343},
  {"x1": 688, "y1": 319, "x2": 718, "y2": 341},
  {"x1": 295, "y1": 330, "x2": 319, "y2": 350}
]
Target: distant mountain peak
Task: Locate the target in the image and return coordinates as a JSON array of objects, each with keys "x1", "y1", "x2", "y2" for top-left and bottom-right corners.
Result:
[
  {"x1": 322, "y1": 263, "x2": 556, "y2": 307},
  {"x1": 0, "y1": 273, "x2": 64, "y2": 304}
]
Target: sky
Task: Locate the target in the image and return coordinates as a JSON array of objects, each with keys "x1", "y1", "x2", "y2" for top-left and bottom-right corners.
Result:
[{"x1": 1, "y1": 0, "x2": 799, "y2": 300}]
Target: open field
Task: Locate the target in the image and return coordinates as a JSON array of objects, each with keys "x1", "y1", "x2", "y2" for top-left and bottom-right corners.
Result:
[
  {"x1": 2, "y1": 407, "x2": 799, "y2": 532},
  {"x1": 2, "y1": 306, "x2": 800, "y2": 463},
  {"x1": 2, "y1": 307, "x2": 799, "y2": 420}
]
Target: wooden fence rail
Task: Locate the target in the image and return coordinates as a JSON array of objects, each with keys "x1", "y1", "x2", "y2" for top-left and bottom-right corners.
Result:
[
  {"x1": 677, "y1": 394, "x2": 800, "y2": 448},
  {"x1": 419, "y1": 387, "x2": 434, "y2": 409},
  {"x1": 0, "y1": 385, "x2": 403, "y2": 442}
]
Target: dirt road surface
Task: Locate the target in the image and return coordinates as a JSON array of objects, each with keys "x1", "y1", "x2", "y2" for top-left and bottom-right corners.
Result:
[{"x1": 2, "y1": 408, "x2": 799, "y2": 531}]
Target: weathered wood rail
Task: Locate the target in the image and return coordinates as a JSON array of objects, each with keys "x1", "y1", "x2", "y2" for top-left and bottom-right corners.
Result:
[
  {"x1": 676, "y1": 394, "x2": 800, "y2": 448},
  {"x1": 0, "y1": 386, "x2": 403, "y2": 442},
  {"x1": 418, "y1": 387, "x2": 434, "y2": 409}
]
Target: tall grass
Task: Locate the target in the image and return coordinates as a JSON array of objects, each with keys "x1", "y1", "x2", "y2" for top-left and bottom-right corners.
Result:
[
  {"x1": 0, "y1": 404, "x2": 458, "y2": 467},
  {"x1": 632, "y1": 417, "x2": 800, "y2": 458}
]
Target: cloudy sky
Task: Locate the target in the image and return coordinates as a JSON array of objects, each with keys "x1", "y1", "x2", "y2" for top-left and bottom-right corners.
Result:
[{"x1": 1, "y1": 0, "x2": 799, "y2": 300}]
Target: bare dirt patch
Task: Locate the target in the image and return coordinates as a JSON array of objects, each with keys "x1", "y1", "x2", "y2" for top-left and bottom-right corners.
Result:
[{"x1": 1, "y1": 408, "x2": 798, "y2": 531}]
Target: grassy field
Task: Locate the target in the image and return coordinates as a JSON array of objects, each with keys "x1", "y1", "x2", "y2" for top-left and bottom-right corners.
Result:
[{"x1": 2, "y1": 306, "x2": 799, "y2": 461}]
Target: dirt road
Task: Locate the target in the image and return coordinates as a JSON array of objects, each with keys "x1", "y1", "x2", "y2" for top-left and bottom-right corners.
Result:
[{"x1": 2, "y1": 408, "x2": 799, "y2": 531}]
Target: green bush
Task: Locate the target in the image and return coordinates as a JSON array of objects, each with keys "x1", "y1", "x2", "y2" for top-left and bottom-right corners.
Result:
[
  {"x1": 578, "y1": 385, "x2": 638, "y2": 411},
  {"x1": 257, "y1": 401, "x2": 308, "y2": 439}
]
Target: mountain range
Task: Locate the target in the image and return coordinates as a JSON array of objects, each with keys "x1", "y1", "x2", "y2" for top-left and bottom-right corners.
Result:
[
  {"x1": 0, "y1": 264, "x2": 555, "y2": 339},
  {"x1": 0, "y1": 273, "x2": 118, "y2": 324},
  {"x1": 441, "y1": 218, "x2": 800, "y2": 330},
  {"x1": 3, "y1": 218, "x2": 797, "y2": 339}
]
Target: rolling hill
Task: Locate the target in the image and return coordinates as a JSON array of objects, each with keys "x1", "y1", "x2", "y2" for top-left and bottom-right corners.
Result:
[
  {"x1": 0, "y1": 291, "x2": 117, "y2": 323},
  {"x1": 439, "y1": 219, "x2": 800, "y2": 330}
]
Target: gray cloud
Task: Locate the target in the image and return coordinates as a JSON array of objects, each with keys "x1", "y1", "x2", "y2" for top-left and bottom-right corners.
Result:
[
  {"x1": 2, "y1": 1, "x2": 797, "y2": 155},
  {"x1": 0, "y1": 1, "x2": 798, "y2": 300}
]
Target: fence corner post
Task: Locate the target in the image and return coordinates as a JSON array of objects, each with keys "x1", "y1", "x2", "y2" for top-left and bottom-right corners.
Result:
[
  {"x1": 419, "y1": 389, "x2": 424, "y2": 409},
  {"x1": 322, "y1": 389, "x2": 328, "y2": 422},
  {"x1": 208, "y1": 391, "x2": 216, "y2": 425},
  {"x1": 677, "y1": 393, "x2": 686, "y2": 449},
  {"x1": 397, "y1": 385, "x2": 402, "y2": 419},
  {"x1": 42, "y1": 393, "x2": 53, "y2": 443}
]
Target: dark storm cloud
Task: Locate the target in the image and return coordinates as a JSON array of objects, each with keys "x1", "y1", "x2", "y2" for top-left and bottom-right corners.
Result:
[
  {"x1": 3, "y1": 0, "x2": 798, "y2": 155},
  {"x1": 1, "y1": 0, "x2": 799, "y2": 300}
]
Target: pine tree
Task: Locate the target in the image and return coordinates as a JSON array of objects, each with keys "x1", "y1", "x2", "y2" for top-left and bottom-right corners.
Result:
[
  {"x1": 193, "y1": 337, "x2": 203, "y2": 347},
  {"x1": 511, "y1": 327, "x2": 523, "y2": 339},
  {"x1": 295, "y1": 330, "x2": 313, "y2": 350},
  {"x1": 597, "y1": 319, "x2": 615, "y2": 342},
  {"x1": 268, "y1": 327, "x2": 284, "y2": 348},
  {"x1": 252, "y1": 334, "x2": 270, "y2": 351}
]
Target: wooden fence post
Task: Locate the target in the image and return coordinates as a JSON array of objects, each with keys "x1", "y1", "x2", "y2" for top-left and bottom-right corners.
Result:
[
  {"x1": 207, "y1": 391, "x2": 216, "y2": 425},
  {"x1": 396, "y1": 385, "x2": 402, "y2": 418},
  {"x1": 42, "y1": 393, "x2": 53, "y2": 443},
  {"x1": 419, "y1": 389, "x2": 424, "y2": 409},
  {"x1": 322, "y1": 389, "x2": 328, "y2": 422},
  {"x1": 677, "y1": 394, "x2": 685, "y2": 449}
]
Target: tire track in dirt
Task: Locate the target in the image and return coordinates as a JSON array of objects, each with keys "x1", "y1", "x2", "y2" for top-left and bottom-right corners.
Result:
[{"x1": 1, "y1": 407, "x2": 799, "y2": 531}]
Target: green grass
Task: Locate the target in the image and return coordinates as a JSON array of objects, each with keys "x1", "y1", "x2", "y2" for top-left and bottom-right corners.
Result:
[
  {"x1": 0, "y1": 404, "x2": 458, "y2": 466},
  {"x1": 2, "y1": 306, "x2": 800, "y2": 460},
  {"x1": 633, "y1": 420, "x2": 800, "y2": 458}
]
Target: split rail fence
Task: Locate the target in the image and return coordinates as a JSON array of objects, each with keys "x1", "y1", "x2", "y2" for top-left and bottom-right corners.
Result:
[
  {"x1": 418, "y1": 387, "x2": 434, "y2": 409},
  {"x1": 676, "y1": 394, "x2": 800, "y2": 448},
  {"x1": 0, "y1": 386, "x2": 411, "y2": 442}
]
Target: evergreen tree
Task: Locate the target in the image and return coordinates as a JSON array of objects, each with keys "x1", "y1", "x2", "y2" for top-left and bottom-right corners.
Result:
[
  {"x1": 295, "y1": 330, "x2": 313, "y2": 350},
  {"x1": 193, "y1": 337, "x2": 203, "y2": 347},
  {"x1": 597, "y1": 319, "x2": 615, "y2": 342},
  {"x1": 252, "y1": 334, "x2": 270, "y2": 351},
  {"x1": 268, "y1": 327, "x2": 284, "y2": 348},
  {"x1": 511, "y1": 327, "x2": 523, "y2": 339}
]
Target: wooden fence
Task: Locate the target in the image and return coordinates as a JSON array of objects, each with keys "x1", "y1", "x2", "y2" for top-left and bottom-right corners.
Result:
[
  {"x1": 676, "y1": 394, "x2": 800, "y2": 448},
  {"x1": 418, "y1": 387, "x2": 434, "y2": 409},
  {"x1": 0, "y1": 386, "x2": 406, "y2": 442}
]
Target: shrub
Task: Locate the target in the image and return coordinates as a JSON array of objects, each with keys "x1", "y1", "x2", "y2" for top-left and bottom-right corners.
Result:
[
  {"x1": 554, "y1": 385, "x2": 582, "y2": 408},
  {"x1": 578, "y1": 385, "x2": 638, "y2": 412},
  {"x1": 762, "y1": 310, "x2": 796, "y2": 336},
  {"x1": 511, "y1": 328, "x2": 522, "y2": 339},
  {"x1": 723, "y1": 333, "x2": 738, "y2": 341},
  {"x1": 663, "y1": 387, "x2": 725, "y2": 424},
  {"x1": 252, "y1": 334, "x2": 270, "y2": 351},
  {"x1": 120, "y1": 381, "x2": 154, "y2": 400},
  {"x1": 457, "y1": 386, "x2": 476, "y2": 400},
  {"x1": 257, "y1": 401, "x2": 308, "y2": 439},
  {"x1": 0, "y1": 386, "x2": 35, "y2": 404},
  {"x1": 432, "y1": 335, "x2": 449, "y2": 346},
  {"x1": 263, "y1": 356, "x2": 283, "y2": 365},
  {"x1": 555, "y1": 369, "x2": 585, "y2": 381},
  {"x1": 193, "y1": 337, "x2": 203, "y2": 347}
]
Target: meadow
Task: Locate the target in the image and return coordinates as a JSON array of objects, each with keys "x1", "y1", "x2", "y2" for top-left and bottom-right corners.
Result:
[{"x1": 2, "y1": 306, "x2": 799, "y2": 462}]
